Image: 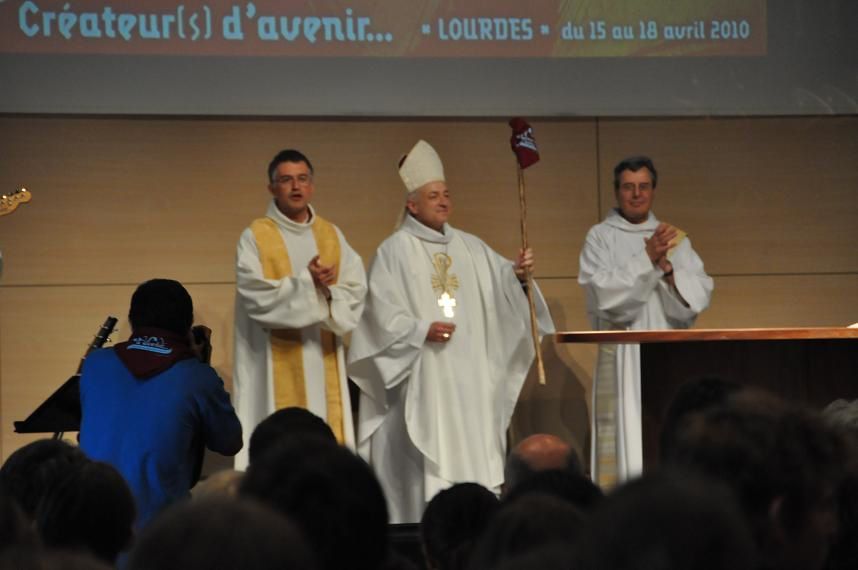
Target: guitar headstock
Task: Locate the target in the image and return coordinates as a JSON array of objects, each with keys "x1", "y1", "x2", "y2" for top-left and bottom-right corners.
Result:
[
  {"x1": 76, "y1": 316, "x2": 119, "y2": 374},
  {"x1": 89, "y1": 316, "x2": 119, "y2": 352},
  {"x1": 0, "y1": 188, "x2": 32, "y2": 217}
]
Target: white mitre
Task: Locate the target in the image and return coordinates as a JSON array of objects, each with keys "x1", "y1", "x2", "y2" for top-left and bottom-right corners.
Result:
[{"x1": 399, "y1": 140, "x2": 445, "y2": 192}]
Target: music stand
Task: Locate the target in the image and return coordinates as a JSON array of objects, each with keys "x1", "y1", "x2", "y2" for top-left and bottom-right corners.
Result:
[
  {"x1": 13, "y1": 316, "x2": 117, "y2": 440},
  {"x1": 13, "y1": 375, "x2": 82, "y2": 439}
]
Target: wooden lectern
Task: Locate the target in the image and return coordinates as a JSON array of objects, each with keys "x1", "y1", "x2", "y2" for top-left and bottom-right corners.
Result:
[{"x1": 555, "y1": 327, "x2": 858, "y2": 468}]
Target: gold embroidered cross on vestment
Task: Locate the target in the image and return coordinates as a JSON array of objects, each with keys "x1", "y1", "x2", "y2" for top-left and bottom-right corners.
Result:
[{"x1": 430, "y1": 252, "x2": 459, "y2": 318}]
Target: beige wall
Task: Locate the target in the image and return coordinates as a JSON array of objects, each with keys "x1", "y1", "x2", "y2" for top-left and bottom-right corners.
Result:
[{"x1": 2, "y1": 115, "x2": 857, "y2": 465}]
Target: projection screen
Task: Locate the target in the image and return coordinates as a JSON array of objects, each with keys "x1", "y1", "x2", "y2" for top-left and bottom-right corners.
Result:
[{"x1": 1, "y1": 0, "x2": 855, "y2": 116}]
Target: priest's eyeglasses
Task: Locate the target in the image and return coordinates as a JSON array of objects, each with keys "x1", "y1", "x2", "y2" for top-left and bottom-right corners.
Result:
[{"x1": 273, "y1": 174, "x2": 313, "y2": 187}]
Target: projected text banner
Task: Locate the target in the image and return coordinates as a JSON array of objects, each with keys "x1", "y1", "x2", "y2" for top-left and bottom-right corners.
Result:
[{"x1": 3, "y1": 0, "x2": 766, "y2": 57}]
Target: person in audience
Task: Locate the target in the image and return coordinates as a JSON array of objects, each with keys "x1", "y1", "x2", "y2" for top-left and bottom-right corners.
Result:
[
  {"x1": 1, "y1": 447, "x2": 116, "y2": 569},
  {"x1": 249, "y1": 406, "x2": 338, "y2": 465},
  {"x1": 0, "y1": 439, "x2": 88, "y2": 520},
  {"x1": 193, "y1": 407, "x2": 338, "y2": 500},
  {"x1": 503, "y1": 433, "x2": 582, "y2": 495},
  {"x1": 502, "y1": 468, "x2": 604, "y2": 512},
  {"x1": 420, "y1": 482, "x2": 500, "y2": 570},
  {"x1": 578, "y1": 155, "x2": 714, "y2": 486},
  {"x1": 348, "y1": 139, "x2": 554, "y2": 522},
  {"x1": 487, "y1": 544, "x2": 576, "y2": 570},
  {"x1": 35, "y1": 461, "x2": 135, "y2": 565},
  {"x1": 821, "y1": 399, "x2": 858, "y2": 570},
  {"x1": 658, "y1": 375, "x2": 743, "y2": 462},
  {"x1": 126, "y1": 498, "x2": 315, "y2": 570},
  {"x1": 665, "y1": 391, "x2": 846, "y2": 570},
  {"x1": 0, "y1": 491, "x2": 38, "y2": 553},
  {"x1": 467, "y1": 494, "x2": 583, "y2": 570},
  {"x1": 39, "y1": 551, "x2": 114, "y2": 570},
  {"x1": 822, "y1": 398, "x2": 858, "y2": 432},
  {"x1": 78, "y1": 278, "x2": 242, "y2": 527},
  {"x1": 0, "y1": 548, "x2": 113, "y2": 570},
  {"x1": 233, "y1": 148, "x2": 367, "y2": 468},
  {"x1": 572, "y1": 470, "x2": 756, "y2": 570},
  {"x1": 241, "y1": 438, "x2": 389, "y2": 570},
  {"x1": 0, "y1": 544, "x2": 41, "y2": 570}
]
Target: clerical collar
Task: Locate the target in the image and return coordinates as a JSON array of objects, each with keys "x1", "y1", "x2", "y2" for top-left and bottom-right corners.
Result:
[
  {"x1": 606, "y1": 208, "x2": 659, "y2": 232},
  {"x1": 266, "y1": 200, "x2": 315, "y2": 234},
  {"x1": 400, "y1": 213, "x2": 453, "y2": 244}
]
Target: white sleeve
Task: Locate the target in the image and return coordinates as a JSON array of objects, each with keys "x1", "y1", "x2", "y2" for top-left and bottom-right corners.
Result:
[
  {"x1": 657, "y1": 238, "x2": 714, "y2": 326},
  {"x1": 578, "y1": 228, "x2": 662, "y2": 325}
]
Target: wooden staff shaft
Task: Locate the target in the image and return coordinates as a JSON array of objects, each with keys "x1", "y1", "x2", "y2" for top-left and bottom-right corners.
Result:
[{"x1": 517, "y1": 166, "x2": 546, "y2": 385}]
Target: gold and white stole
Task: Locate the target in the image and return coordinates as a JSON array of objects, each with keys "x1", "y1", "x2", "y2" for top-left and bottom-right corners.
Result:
[
  {"x1": 593, "y1": 343, "x2": 619, "y2": 489},
  {"x1": 249, "y1": 216, "x2": 345, "y2": 444}
]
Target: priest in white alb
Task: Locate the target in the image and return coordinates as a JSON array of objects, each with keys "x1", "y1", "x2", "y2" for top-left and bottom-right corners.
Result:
[
  {"x1": 578, "y1": 155, "x2": 713, "y2": 488},
  {"x1": 233, "y1": 149, "x2": 367, "y2": 469},
  {"x1": 347, "y1": 140, "x2": 554, "y2": 523}
]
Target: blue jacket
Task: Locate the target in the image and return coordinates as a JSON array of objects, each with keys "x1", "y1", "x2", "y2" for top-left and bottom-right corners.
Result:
[{"x1": 79, "y1": 348, "x2": 242, "y2": 527}]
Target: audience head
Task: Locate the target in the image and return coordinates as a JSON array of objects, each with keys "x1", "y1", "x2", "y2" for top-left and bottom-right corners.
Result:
[
  {"x1": 0, "y1": 548, "x2": 112, "y2": 570},
  {"x1": 821, "y1": 399, "x2": 858, "y2": 570},
  {"x1": 573, "y1": 470, "x2": 756, "y2": 570},
  {"x1": 241, "y1": 439, "x2": 388, "y2": 570},
  {"x1": 128, "y1": 278, "x2": 193, "y2": 335},
  {"x1": 488, "y1": 544, "x2": 576, "y2": 570},
  {"x1": 0, "y1": 490, "x2": 39, "y2": 554},
  {"x1": 0, "y1": 439, "x2": 88, "y2": 520},
  {"x1": 504, "y1": 434, "x2": 581, "y2": 494},
  {"x1": 822, "y1": 398, "x2": 858, "y2": 433},
  {"x1": 126, "y1": 497, "x2": 314, "y2": 570},
  {"x1": 420, "y1": 483, "x2": 500, "y2": 570},
  {"x1": 666, "y1": 391, "x2": 846, "y2": 570},
  {"x1": 35, "y1": 460, "x2": 135, "y2": 565},
  {"x1": 467, "y1": 494, "x2": 584, "y2": 570},
  {"x1": 248, "y1": 407, "x2": 337, "y2": 465},
  {"x1": 502, "y1": 468, "x2": 604, "y2": 512},
  {"x1": 659, "y1": 375, "x2": 743, "y2": 461}
]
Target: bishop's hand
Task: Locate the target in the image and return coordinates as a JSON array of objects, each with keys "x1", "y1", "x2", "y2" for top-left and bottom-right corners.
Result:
[
  {"x1": 427, "y1": 321, "x2": 456, "y2": 343},
  {"x1": 514, "y1": 247, "x2": 534, "y2": 282}
]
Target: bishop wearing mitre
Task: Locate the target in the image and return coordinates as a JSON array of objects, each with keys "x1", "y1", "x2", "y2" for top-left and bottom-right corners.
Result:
[{"x1": 347, "y1": 140, "x2": 554, "y2": 523}]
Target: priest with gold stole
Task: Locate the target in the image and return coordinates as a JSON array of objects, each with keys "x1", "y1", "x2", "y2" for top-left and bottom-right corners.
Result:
[
  {"x1": 348, "y1": 140, "x2": 554, "y2": 523},
  {"x1": 233, "y1": 149, "x2": 367, "y2": 469}
]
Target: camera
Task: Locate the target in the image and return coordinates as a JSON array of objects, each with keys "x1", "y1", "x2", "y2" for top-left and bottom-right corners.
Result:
[{"x1": 191, "y1": 325, "x2": 212, "y2": 364}]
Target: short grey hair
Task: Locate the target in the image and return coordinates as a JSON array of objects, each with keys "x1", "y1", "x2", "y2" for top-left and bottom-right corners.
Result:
[{"x1": 822, "y1": 399, "x2": 858, "y2": 433}]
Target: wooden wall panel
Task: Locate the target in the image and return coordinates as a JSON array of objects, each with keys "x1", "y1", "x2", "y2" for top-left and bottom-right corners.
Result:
[
  {"x1": 0, "y1": 118, "x2": 596, "y2": 286},
  {"x1": 597, "y1": 116, "x2": 858, "y2": 276},
  {"x1": 696, "y1": 274, "x2": 858, "y2": 329}
]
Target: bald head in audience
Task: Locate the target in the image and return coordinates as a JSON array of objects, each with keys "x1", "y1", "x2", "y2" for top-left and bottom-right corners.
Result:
[{"x1": 503, "y1": 434, "x2": 581, "y2": 494}]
